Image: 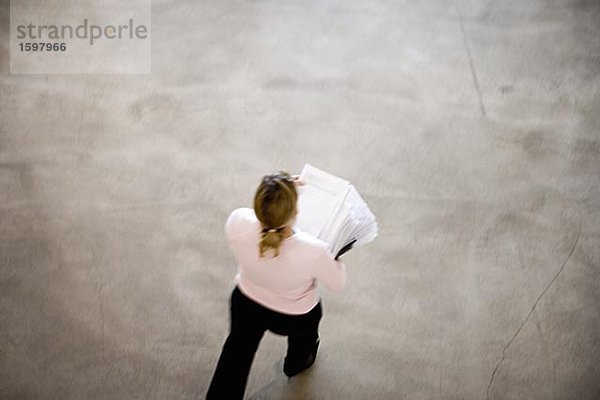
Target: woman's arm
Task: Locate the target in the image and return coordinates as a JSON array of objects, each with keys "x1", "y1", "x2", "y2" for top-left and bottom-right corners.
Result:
[
  {"x1": 313, "y1": 243, "x2": 347, "y2": 292},
  {"x1": 224, "y1": 208, "x2": 254, "y2": 247}
]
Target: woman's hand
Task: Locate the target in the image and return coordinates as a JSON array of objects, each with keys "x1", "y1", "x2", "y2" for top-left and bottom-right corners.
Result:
[{"x1": 291, "y1": 175, "x2": 305, "y2": 187}]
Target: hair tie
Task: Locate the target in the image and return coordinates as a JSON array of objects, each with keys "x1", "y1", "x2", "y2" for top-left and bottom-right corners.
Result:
[{"x1": 262, "y1": 226, "x2": 284, "y2": 234}]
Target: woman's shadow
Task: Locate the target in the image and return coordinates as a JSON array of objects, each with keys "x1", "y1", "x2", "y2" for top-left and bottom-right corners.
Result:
[{"x1": 246, "y1": 360, "x2": 319, "y2": 400}]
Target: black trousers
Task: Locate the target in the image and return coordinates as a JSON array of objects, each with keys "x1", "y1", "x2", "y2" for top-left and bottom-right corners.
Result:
[{"x1": 206, "y1": 286, "x2": 323, "y2": 400}]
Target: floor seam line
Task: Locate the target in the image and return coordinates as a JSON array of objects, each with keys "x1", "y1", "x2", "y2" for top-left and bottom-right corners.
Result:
[
  {"x1": 457, "y1": 6, "x2": 487, "y2": 117},
  {"x1": 484, "y1": 218, "x2": 582, "y2": 399}
]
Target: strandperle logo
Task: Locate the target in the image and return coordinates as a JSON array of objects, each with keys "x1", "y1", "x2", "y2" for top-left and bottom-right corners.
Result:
[
  {"x1": 15, "y1": 19, "x2": 149, "y2": 45},
  {"x1": 10, "y1": 0, "x2": 151, "y2": 74}
]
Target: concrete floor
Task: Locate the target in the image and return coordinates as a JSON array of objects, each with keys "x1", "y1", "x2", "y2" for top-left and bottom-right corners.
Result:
[{"x1": 1, "y1": 0, "x2": 599, "y2": 399}]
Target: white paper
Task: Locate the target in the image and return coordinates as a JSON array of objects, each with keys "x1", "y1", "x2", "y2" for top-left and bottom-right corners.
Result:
[
  {"x1": 295, "y1": 164, "x2": 350, "y2": 237},
  {"x1": 294, "y1": 164, "x2": 378, "y2": 256}
]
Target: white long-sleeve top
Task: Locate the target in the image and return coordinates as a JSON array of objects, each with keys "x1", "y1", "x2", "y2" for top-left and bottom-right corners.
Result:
[{"x1": 225, "y1": 207, "x2": 347, "y2": 315}]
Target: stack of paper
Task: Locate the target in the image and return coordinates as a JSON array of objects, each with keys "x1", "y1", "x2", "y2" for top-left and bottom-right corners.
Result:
[{"x1": 294, "y1": 164, "x2": 378, "y2": 257}]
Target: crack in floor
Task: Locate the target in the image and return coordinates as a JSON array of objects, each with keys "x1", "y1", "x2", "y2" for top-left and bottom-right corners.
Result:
[
  {"x1": 98, "y1": 282, "x2": 106, "y2": 362},
  {"x1": 92, "y1": 248, "x2": 108, "y2": 368},
  {"x1": 485, "y1": 220, "x2": 582, "y2": 399},
  {"x1": 457, "y1": 4, "x2": 487, "y2": 117}
]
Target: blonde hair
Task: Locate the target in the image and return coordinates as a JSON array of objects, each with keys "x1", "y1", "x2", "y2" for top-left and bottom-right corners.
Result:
[{"x1": 253, "y1": 171, "x2": 298, "y2": 258}]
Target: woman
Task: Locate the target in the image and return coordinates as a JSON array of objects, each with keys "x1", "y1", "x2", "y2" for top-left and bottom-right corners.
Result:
[{"x1": 206, "y1": 170, "x2": 347, "y2": 399}]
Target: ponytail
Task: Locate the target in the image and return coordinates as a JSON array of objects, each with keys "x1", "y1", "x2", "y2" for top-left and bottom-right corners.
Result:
[
  {"x1": 254, "y1": 171, "x2": 298, "y2": 258},
  {"x1": 259, "y1": 227, "x2": 286, "y2": 258}
]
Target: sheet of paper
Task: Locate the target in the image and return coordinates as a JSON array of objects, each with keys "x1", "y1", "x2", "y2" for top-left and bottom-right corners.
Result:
[
  {"x1": 294, "y1": 164, "x2": 378, "y2": 255},
  {"x1": 294, "y1": 164, "x2": 350, "y2": 237},
  {"x1": 322, "y1": 201, "x2": 351, "y2": 252},
  {"x1": 346, "y1": 185, "x2": 379, "y2": 247}
]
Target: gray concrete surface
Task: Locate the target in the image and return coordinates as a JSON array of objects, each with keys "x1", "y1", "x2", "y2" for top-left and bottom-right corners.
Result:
[{"x1": 1, "y1": 0, "x2": 599, "y2": 399}]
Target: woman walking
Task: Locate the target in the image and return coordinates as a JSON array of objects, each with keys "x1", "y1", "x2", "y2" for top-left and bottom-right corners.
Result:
[{"x1": 206, "y1": 170, "x2": 347, "y2": 399}]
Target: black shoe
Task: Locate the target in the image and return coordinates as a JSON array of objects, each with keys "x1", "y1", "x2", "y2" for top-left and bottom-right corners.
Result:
[{"x1": 283, "y1": 339, "x2": 320, "y2": 378}]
